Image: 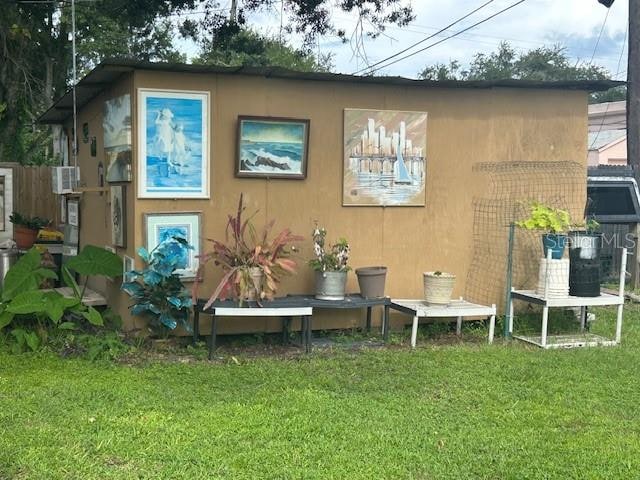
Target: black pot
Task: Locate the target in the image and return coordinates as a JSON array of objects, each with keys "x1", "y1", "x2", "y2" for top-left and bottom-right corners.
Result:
[{"x1": 568, "y1": 231, "x2": 602, "y2": 297}]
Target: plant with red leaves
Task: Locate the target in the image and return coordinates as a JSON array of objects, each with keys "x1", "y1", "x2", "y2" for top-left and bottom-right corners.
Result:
[{"x1": 194, "y1": 194, "x2": 303, "y2": 309}]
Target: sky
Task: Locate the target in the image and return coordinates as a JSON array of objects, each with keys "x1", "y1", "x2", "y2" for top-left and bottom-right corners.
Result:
[{"x1": 180, "y1": 0, "x2": 629, "y2": 80}]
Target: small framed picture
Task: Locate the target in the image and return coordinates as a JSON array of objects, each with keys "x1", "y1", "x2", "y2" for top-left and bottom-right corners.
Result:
[
  {"x1": 110, "y1": 185, "x2": 126, "y2": 248},
  {"x1": 123, "y1": 255, "x2": 135, "y2": 282},
  {"x1": 236, "y1": 116, "x2": 310, "y2": 179},
  {"x1": 143, "y1": 212, "x2": 201, "y2": 279},
  {"x1": 67, "y1": 199, "x2": 79, "y2": 227},
  {"x1": 60, "y1": 196, "x2": 67, "y2": 224}
]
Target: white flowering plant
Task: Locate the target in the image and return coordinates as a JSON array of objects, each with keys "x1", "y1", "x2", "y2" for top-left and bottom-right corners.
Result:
[{"x1": 308, "y1": 225, "x2": 351, "y2": 272}]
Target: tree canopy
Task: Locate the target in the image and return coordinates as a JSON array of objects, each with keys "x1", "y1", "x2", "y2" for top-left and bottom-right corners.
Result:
[
  {"x1": 419, "y1": 42, "x2": 625, "y2": 103},
  {"x1": 0, "y1": 0, "x2": 413, "y2": 164}
]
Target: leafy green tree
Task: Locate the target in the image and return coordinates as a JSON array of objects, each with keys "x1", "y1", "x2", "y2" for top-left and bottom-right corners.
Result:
[
  {"x1": 194, "y1": 29, "x2": 332, "y2": 71},
  {"x1": 419, "y1": 42, "x2": 625, "y2": 103},
  {"x1": 1, "y1": 0, "x2": 413, "y2": 164}
]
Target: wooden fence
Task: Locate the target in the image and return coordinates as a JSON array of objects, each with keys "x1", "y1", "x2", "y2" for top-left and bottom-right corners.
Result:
[{"x1": 4, "y1": 163, "x2": 61, "y2": 226}]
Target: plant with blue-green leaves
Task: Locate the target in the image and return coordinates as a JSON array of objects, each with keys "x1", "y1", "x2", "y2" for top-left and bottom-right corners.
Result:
[
  {"x1": 0, "y1": 245, "x2": 122, "y2": 352},
  {"x1": 121, "y1": 236, "x2": 193, "y2": 334}
]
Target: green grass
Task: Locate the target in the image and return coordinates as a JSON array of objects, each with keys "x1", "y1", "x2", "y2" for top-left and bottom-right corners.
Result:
[{"x1": 2, "y1": 306, "x2": 640, "y2": 479}]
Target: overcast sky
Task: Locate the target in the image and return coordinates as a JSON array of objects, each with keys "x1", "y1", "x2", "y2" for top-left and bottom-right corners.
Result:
[{"x1": 193, "y1": 0, "x2": 629, "y2": 79}]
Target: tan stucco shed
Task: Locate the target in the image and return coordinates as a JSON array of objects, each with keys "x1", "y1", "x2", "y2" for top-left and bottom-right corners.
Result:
[{"x1": 39, "y1": 60, "x2": 620, "y2": 334}]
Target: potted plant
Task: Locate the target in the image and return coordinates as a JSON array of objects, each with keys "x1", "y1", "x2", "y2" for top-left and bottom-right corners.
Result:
[
  {"x1": 568, "y1": 218, "x2": 602, "y2": 297},
  {"x1": 121, "y1": 236, "x2": 193, "y2": 335},
  {"x1": 196, "y1": 194, "x2": 303, "y2": 309},
  {"x1": 423, "y1": 270, "x2": 456, "y2": 305},
  {"x1": 516, "y1": 202, "x2": 572, "y2": 259},
  {"x1": 309, "y1": 225, "x2": 350, "y2": 300},
  {"x1": 9, "y1": 212, "x2": 50, "y2": 250}
]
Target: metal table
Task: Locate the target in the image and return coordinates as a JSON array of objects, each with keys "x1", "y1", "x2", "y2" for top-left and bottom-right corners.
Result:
[
  {"x1": 193, "y1": 298, "x2": 312, "y2": 359},
  {"x1": 285, "y1": 294, "x2": 391, "y2": 341},
  {"x1": 390, "y1": 298, "x2": 497, "y2": 348},
  {"x1": 193, "y1": 294, "x2": 390, "y2": 357}
]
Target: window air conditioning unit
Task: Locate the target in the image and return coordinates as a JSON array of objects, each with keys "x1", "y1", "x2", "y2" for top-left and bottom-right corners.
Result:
[{"x1": 52, "y1": 166, "x2": 79, "y2": 194}]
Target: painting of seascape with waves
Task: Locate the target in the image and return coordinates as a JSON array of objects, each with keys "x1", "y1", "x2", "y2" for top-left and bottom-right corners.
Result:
[
  {"x1": 236, "y1": 116, "x2": 309, "y2": 179},
  {"x1": 343, "y1": 109, "x2": 427, "y2": 206}
]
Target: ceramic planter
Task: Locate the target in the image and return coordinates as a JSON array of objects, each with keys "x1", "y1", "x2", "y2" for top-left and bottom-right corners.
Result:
[
  {"x1": 355, "y1": 266, "x2": 387, "y2": 299},
  {"x1": 242, "y1": 266, "x2": 264, "y2": 301},
  {"x1": 542, "y1": 233, "x2": 567, "y2": 260},
  {"x1": 315, "y1": 270, "x2": 347, "y2": 300},
  {"x1": 423, "y1": 272, "x2": 455, "y2": 305}
]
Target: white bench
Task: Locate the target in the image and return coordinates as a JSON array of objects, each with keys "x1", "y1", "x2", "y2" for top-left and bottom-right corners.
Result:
[{"x1": 390, "y1": 298, "x2": 497, "y2": 347}]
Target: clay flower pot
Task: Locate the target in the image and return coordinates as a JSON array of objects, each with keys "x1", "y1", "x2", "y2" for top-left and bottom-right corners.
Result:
[
  {"x1": 355, "y1": 266, "x2": 387, "y2": 299},
  {"x1": 13, "y1": 225, "x2": 38, "y2": 250}
]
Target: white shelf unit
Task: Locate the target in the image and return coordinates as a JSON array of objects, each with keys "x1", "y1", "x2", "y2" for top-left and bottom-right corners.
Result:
[
  {"x1": 508, "y1": 248, "x2": 627, "y2": 349},
  {"x1": 390, "y1": 298, "x2": 497, "y2": 348}
]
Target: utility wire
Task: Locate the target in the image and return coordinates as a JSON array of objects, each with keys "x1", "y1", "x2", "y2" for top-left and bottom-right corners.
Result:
[
  {"x1": 351, "y1": 0, "x2": 495, "y2": 75},
  {"x1": 589, "y1": 21, "x2": 628, "y2": 151},
  {"x1": 358, "y1": 0, "x2": 527, "y2": 76},
  {"x1": 589, "y1": 5, "x2": 611, "y2": 65}
]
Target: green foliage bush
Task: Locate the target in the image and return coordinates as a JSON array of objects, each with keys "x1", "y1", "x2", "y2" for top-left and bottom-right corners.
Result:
[
  {"x1": 0, "y1": 246, "x2": 122, "y2": 353},
  {"x1": 516, "y1": 202, "x2": 572, "y2": 234}
]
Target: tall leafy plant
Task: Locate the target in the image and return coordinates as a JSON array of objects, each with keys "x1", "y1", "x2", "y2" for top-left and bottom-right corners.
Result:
[
  {"x1": 0, "y1": 246, "x2": 122, "y2": 351},
  {"x1": 195, "y1": 194, "x2": 303, "y2": 309},
  {"x1": 121, "y1": 237, "x2": 193, "y2": 333}
]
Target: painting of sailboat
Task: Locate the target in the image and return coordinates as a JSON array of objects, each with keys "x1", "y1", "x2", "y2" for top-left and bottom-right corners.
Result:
[{"x1": 343, "y1": 109, "x2": 427, "y2": 206}]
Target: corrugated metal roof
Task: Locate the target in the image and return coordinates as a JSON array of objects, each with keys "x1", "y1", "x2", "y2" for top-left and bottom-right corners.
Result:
[
  {"x1": 38, "y1": 59, "x2": 626, "y2": 124},
  {"x1": 588, "y1": 129, "x2": 626, "y2": 150}
]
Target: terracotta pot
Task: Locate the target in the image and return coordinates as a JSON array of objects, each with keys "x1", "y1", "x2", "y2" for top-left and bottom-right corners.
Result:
[{"x1": 13, "y1": 225, "x2": 38, "y2": 250}]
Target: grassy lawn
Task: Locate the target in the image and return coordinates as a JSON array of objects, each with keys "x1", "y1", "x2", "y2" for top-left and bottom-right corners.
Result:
[{"x1": 2, "y1": 306, "x2": 640, "y2": 479}]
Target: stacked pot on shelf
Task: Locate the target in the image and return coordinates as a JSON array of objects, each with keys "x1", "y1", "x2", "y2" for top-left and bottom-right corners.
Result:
[{"x1": 518, "y1": 202, "x2": 602, "y2": 298}]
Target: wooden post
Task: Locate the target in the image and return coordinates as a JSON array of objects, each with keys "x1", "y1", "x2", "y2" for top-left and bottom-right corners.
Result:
[{"x1": 628, "y1": 0, "x2": 640, "y2": 287}]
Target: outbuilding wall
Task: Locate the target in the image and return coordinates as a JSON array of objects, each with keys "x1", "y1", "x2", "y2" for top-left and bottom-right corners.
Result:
[{"x1": 72, "y1": 69, "x2": 589, "y2": 334}]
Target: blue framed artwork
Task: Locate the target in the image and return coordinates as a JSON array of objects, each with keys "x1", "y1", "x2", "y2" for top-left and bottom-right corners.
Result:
[
  {"x1": 138, "y1": 89, "x2": 210, "y2": 198},
  {"x1": 236, "y1": 116, "x2": 310, "y2": 179},
  {"x1": 144, "y1": 212, "x2": 201, "y2": 279}
]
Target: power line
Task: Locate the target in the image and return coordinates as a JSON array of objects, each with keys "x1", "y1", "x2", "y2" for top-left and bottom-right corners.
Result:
[
  {"x1": 589, "y1": 21, "x2": 628, "y2": 151},
  {"x1": 359, "y1": 0, "x2": 527, "y2": 76},
  {"x1": 351, "y1": 0, "x2": 495, "y2": 75},
  {"x1": 589, "y1": 5, "x2": 611, "y2": 65}
]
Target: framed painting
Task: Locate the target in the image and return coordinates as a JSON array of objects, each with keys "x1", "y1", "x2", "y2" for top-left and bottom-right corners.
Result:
[
  {"x1": 103, "y1": 94, "x2": 132, "y2": 183},
  {"x1": 123, "y1": 255, "x2": 135, "y2": 283},
  {"x1": 67, "y1": 199, "x2": 79, "y2": 227},
  {"x1": 343, "y1": 109, "x2": 428, "y2": 206},
  {"x1": 236, "y1": 116, "x2": 309, "y2": 179},
  {"x1": 143, "y1": 212, "x2": 201, "y2": 279},
  {"x1": 110, "y1": 185, "x2": 126, "y2": 248},
  {"x1": 138, "y1": 89, "x2": 209, "y2": 198}
]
